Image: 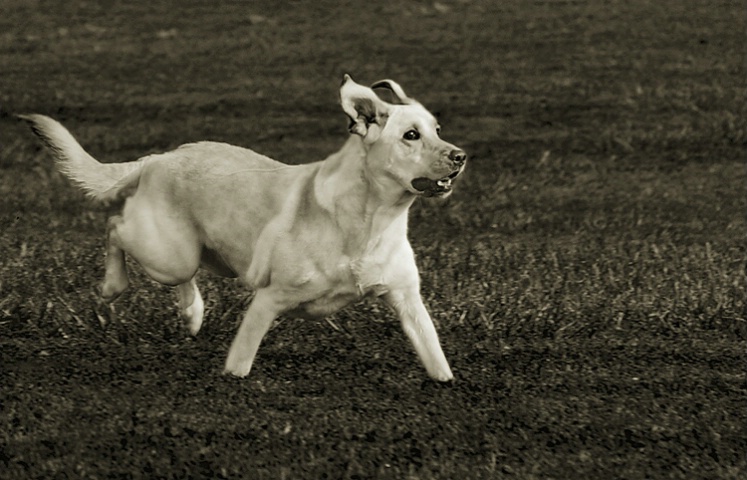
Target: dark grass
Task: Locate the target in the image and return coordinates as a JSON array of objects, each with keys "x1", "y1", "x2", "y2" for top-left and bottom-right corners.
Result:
[{"x1": 1, "y1": 0, "x2": 745, "y2": 478}]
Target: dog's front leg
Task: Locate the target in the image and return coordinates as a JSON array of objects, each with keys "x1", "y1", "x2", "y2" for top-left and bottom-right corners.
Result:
[
  {"x1": 382, "y1": 287, "x2": 454, "y2": 382},
  {"x1": 224, "y1": 289, "x2": 281, "y2": 378}
]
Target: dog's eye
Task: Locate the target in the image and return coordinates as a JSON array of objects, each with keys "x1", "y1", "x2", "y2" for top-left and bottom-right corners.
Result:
[{"x1": 403, "y1": 130, "x2": 420, "y2": 141}]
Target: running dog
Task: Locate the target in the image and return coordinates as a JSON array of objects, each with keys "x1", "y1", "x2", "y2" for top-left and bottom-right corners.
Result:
[{"x1": 20, "y1": 75, "x2": 467, "y2": 381}]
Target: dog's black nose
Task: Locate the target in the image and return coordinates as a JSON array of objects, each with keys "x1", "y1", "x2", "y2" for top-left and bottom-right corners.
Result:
[{"x1": 449, "y1": 149, "x2": 467, "y2": 165}]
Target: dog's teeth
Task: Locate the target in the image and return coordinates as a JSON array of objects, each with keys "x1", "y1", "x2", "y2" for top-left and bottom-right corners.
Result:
[{"x1": 437, "y1": 178, "x2": 451, "y2": 188}]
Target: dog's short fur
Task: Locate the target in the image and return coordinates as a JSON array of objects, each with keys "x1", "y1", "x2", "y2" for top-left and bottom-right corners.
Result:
[{"x1": 20, "y1": 75, "x2": 466, "y2": 381}]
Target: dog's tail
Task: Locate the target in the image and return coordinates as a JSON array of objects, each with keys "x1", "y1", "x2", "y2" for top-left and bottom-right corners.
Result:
[{"x1": 18, "y1": 114, "x2": 142, "y2": 204}]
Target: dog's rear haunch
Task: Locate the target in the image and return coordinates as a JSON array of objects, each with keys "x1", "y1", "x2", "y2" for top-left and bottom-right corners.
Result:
[{"x1": 20, "y1": 75, "x2": 467, "y2": 381}]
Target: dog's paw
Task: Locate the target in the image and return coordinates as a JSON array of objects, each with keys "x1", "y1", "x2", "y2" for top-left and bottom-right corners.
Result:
[
  {"x1": 100, "y1": 267, "x2": 130, "y2": 302},
  {"x1": 100, "y1": 279, "x2": 128, "y2": 303},
  {"x1": 432, "y1": 372, "x2": 454, "y2": 382},
  {"x1": 181, "y1": 294, "x2": 205, "y2": 336},
  {"x1": 223, "y1": 366, "x2": 252, "y2": 378},
  {"x1": 223, "y1": 356, "x2": 253, "y2": 378},
  {"x1": 427, "y1": 364, "x2": 454, "y2": 382}
]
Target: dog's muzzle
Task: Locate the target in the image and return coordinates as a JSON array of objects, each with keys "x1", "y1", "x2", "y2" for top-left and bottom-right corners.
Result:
[{"x1": 411, "y1": 149, "x2": 467, "y2": 197}]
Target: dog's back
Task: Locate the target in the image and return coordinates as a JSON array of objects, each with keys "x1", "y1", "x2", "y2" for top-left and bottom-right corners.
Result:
[
  {"x1": 19, "y1": 114, "x2": 302, "y2": 209},
  {"x1": 131, "y1": 141, "x2": 319, "y2": 279}
]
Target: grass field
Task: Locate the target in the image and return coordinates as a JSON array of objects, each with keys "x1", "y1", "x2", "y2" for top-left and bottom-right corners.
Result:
[{"x1": 1, "y1": 0, "x2": 745, "y2": 478}]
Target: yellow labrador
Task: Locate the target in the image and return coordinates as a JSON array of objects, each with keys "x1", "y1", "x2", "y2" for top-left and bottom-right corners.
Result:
[{"x1": 20, "y1": 75, "x2": 466, "y2": 381}]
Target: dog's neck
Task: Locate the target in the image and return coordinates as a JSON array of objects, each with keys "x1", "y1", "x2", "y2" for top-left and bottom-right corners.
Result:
[{"x1": 313, "y1": 135, "x2": 416, "y2": 253}]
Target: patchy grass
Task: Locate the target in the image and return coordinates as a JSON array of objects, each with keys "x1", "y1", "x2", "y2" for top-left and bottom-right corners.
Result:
[{"x1": 1, "y1": 0, "x2": 745, "y2": 478}]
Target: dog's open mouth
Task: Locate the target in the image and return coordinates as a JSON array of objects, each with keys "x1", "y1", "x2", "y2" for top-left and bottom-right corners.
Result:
[{"x1": 411, "y1": 169, "x2": 462, "y2": 197}]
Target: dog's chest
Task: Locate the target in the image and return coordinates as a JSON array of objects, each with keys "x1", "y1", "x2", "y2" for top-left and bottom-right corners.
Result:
[{"x1": 291, "y1": 250, "x2": 391, "y2": 318}]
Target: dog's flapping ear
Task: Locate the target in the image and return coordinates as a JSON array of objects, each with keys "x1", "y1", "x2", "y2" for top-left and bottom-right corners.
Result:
[
  {"x1": 370, "y1": 79, "x2": 414, "y2": 106},
  {"x1": 340, "y1": 74, "x2": 389, "y2": 139}
]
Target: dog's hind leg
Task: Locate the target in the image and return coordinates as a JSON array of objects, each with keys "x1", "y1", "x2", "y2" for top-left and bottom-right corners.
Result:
[
  {"x1": 177, "y1": 276, "x2": 204, "y2": 336},
  {"x1": 101, "y1": 216, "x2": 130, "y2": 302},
  {"x1": 224, "y1": 289, "x2": 281, "y2": 377},
  {"x1": 112, "y1": 190, "x2": 202, "y2": 286}
]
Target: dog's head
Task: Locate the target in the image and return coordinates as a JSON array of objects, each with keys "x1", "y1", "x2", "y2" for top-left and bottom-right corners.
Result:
[{"x1": 340, "y1": 74, "x2": 467, "y2": 198}]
